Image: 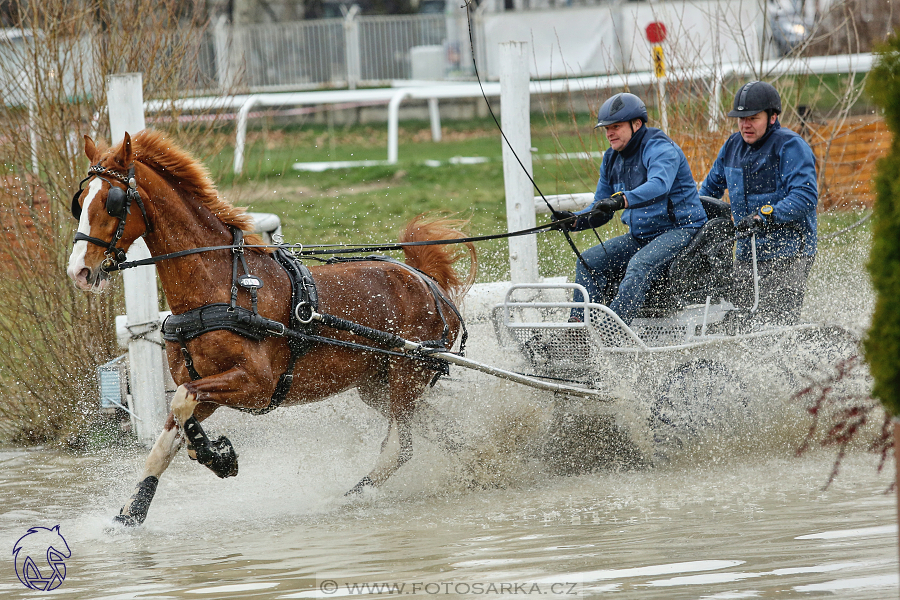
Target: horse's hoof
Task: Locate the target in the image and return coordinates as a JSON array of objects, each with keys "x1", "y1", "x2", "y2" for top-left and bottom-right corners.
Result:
[
  {"x1": 344, "y1": 476, "x2": 373, "y2": 497},
  {"x1": 112, "y1": 513, "x2": 141, "y2": 527},
  {"x1": 196, "y1": 435, "x2": 239, "y2": 479}
]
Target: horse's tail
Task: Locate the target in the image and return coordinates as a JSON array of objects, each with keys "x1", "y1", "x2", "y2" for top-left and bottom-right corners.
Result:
[{"x1": 399, "y1": 213, "x2": 477, "y2": 306}]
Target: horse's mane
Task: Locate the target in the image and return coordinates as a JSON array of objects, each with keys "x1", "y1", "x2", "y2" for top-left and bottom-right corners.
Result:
[{"x1": 112, "y1": 130, "x2": 266, "y2": 250}]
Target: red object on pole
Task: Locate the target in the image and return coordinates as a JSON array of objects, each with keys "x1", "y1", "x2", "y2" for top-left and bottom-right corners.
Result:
[{"x1": 646, "y1": 22, "x2": 667, "y2": 44}]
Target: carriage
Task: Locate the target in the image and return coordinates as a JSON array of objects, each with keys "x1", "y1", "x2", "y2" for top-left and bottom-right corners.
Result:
[{"x1": 490, "y1": 197, "x2": 864, "y2": 460}]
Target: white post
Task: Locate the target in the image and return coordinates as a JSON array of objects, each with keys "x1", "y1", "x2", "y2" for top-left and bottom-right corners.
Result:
[
  {"x1": 428, "y1": 98, "x2": 442, "y2": 142},
  {"x1": 233, "y1": 96, "x2": 260, "y2": 174},
  {"x1": 212, "y1": 15, "x2": 232, "y2": 92},
  {"x1": 25, "y1": 71, "x2": 38, "y2": 175},
  {"x1": 344, "y1": 7, "x2": 361, "y2": 89},
  {"x1": 387, "y1": 90, "x2": 410, "y2": 163},
  {"x1": 107, "y1": 73, "x2": 168, "y2": 446},
  {"x1": 499, "y1": 41, "x2": 538, "y2": 284}
]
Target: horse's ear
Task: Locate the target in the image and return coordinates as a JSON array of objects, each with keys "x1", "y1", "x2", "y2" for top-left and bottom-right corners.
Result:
[
  {"x1": 117, "y1": 132, "x2": 133, "y2": 166},
  {"x1": 83, "y1": 135, "x2": 97, "y2": 161}
]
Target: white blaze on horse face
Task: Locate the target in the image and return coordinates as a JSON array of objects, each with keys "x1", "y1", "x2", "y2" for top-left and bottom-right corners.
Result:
[{"x1": 66, "y1": 178, "x2": 106, "y2": 290}]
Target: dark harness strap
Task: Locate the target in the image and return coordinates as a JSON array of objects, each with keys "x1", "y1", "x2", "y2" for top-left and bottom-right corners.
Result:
[{"x1": 325, "y1": 254, "x2": 468, "y2": 356}]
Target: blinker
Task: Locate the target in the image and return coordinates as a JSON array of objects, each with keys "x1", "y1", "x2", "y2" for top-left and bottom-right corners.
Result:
[
  {"x1": 106, "y1": 186, "x2": 128, "y2": 218},
  {"x1": 71, "y1": 190, "x2": 82, "y2": 220}
]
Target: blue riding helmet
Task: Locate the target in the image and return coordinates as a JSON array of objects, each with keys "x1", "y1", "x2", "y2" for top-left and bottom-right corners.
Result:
[
  {"x1": 595, "y1": 93, "x2": 649, "y2": 128},
  {"x1": 727, "y1": 81, "x2": 782, "y2": 117}
]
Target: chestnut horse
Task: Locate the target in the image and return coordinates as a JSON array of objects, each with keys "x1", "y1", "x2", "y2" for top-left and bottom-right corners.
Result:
[{"x1": 67, "y1": 130, "x2": 476, "y2": 526}]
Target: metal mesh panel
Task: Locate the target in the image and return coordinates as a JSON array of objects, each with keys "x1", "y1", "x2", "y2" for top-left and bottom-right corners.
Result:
[
  {"x1": 630, "y1": 322, "x2": 689, "y2": 347},
  {"x1": 239, "y1": 20, "x2": 346, "y2": 88},
  {"x1": 230, "y1": 15, "x2": 445, "y2": 89},
  {"x1": 359, "y1": 15, "x2": 446, "y2": 82}
]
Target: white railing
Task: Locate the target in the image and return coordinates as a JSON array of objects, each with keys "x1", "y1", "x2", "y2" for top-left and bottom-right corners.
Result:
[{"x1": 141, "y1": 51, "x2": 873, "y2": 175}]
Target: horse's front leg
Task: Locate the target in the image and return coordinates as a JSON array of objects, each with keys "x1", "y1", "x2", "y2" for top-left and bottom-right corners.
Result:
[
  {"x1": 115, "y1": 413, "x2": 183, "y2": 526},
  {"x1": 171, "y1": 384, "x2": 240, "y2": 479}
]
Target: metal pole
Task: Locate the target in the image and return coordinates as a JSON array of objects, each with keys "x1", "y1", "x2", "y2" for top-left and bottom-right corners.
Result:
[
  {"x1": 652, "y1": 44, "x2": 668, "y2": 134},
  {"x1": 499, "y1": 41, "x2": 539, "y2": 284},
  {"x1": 307, "y1": 312, "x2": 608, "y2": 400},
  {"x1": 107, "y1": 73, "x2": 168, "y2": 446}
]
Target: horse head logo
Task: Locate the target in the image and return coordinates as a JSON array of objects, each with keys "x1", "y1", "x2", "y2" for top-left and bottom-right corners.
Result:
[{"x1": 12, "y1": 525, "x2": 71, "y2": 591}]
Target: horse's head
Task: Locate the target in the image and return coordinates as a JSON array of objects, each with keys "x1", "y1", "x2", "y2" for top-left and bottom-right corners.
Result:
[{"x1": 67, "y1": 132, "x2": 151, "y2": 292}]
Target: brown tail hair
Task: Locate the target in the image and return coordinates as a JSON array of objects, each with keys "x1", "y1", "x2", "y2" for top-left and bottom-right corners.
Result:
[{"x1": 399, "y1": 213, "x2": 477, "y2": 306}]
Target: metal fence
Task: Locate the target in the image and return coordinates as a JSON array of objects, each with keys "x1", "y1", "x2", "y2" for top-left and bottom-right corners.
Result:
[{"x1": 220, "y1": 13, "x2": 449, "y2": 91}]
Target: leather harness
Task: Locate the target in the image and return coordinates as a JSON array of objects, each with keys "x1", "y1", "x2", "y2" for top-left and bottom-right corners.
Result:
[
  {"x1": 162, "y1": 228, "x2": 320, "y2": 415},
  {"x1": 160, "y1": 228, "x2": 465, "y2": 416}
]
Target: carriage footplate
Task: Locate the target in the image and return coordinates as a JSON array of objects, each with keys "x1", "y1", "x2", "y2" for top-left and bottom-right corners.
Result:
[{"x1": 183, "y1": 417, "x2": 239, "y2": 478}]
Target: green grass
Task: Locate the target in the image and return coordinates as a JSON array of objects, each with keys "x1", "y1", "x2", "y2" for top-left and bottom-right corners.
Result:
[
  {"x1": 207, "y1": 118, "x2": 870, "y2": 285},
  {"x1": 207, "y1": 117, "x2": 610, "y2": 282}
]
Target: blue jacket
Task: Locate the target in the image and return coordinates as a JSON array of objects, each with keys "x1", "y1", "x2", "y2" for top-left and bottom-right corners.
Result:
[
  {"x1": 573, "y1": 125, "x2": 707, "y2": 240},
  {"x1": 699, "y1": 121, "x2": 818, "y2": 260}
]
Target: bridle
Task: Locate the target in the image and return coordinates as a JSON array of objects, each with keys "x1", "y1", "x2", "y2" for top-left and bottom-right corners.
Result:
[{"x1": 71, "y1": 163, "x2": 151, "y2": 272}]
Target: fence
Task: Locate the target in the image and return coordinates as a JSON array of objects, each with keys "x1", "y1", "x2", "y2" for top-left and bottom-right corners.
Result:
[{"x1": 215, "y1": 13, "x2": 449, "y2": 91}]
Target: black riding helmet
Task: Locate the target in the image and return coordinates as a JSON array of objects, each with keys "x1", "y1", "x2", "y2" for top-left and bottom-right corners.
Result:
[
  {"x1": 727, "y1": 81, "x2": 782, "y2": 117},
  {"x1": 595, "y1": 93, "x2": 649, "y2": 128}
]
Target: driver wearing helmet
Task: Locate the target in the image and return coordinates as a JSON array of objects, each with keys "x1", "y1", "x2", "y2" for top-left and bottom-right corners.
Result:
[
  {"x1": 553, "y1": 92, "x2": 707, "y2": 325},
  {"x1": 699, "y1": 81, "x2": 818, "y2": 325}
]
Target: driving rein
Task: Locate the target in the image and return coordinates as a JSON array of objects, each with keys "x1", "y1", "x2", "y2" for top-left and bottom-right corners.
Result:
[{"x1": 72, "y1": 163, "x2": 467, "y2": 415}]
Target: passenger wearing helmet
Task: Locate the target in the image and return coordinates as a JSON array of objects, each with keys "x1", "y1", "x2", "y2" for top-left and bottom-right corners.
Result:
[
  {"x1": 553, "y1": 92, "x2": 707, "y2": 325},
  {"x1": 699, "y1": 81, "x2": 818, "y2": 325}
]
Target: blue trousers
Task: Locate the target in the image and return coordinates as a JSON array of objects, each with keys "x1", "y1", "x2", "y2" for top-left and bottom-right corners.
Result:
[{"x1": 572, "y1": 228, "x2": 698, "y2": 324}]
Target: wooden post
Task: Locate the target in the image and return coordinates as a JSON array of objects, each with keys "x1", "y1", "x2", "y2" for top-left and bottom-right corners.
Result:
[
  {"x1": 499, "y1": 41, "x2": 539, "y2": 284},
  {"x1": 107, "y1": 73, "x2": 168, "y2": 446}
]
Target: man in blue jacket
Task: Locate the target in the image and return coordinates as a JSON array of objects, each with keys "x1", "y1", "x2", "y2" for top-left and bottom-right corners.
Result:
[
  {"x1": 699, "y1": 81, "x2": 818, "y2": 325},
  {"x1": 554, "y1": 92, "x2": 707, "y2": 325}
]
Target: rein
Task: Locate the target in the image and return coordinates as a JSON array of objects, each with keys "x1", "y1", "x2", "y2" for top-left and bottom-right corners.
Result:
[{"x1": 98, "y1": 217, "x2": 575, "y2": 272}]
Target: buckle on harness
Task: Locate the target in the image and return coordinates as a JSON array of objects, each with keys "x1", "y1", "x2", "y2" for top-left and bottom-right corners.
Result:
[{"x1": 267, "y1": 322, "x2": 286, "y2": 336}]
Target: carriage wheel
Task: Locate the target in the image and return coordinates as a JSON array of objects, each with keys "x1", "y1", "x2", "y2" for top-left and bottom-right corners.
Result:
[{"x1": 648, "y1": 359, "x2": 751, "y2": 459}]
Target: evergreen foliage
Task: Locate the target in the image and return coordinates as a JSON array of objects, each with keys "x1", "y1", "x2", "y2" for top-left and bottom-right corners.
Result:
[{"x1": 864, "y1": 33, "x2": 900, "y2": 415}]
